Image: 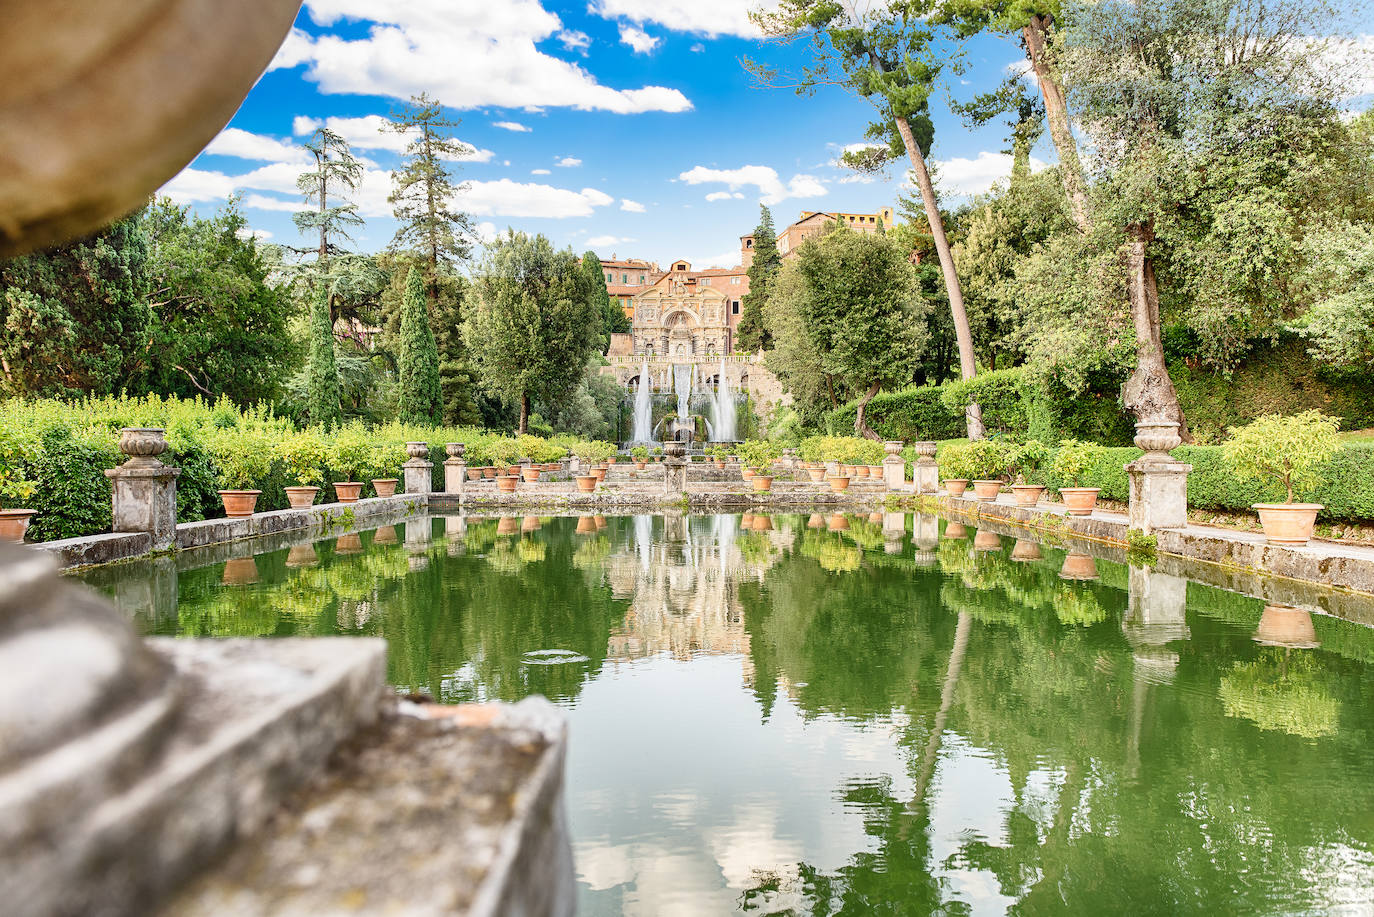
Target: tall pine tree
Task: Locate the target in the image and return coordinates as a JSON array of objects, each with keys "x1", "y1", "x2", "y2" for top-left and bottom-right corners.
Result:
[
  {"x1": 736, "y1": 205, "x2": 780, "y2": 352},
  {"x1": 294, "y1": 127, "x2": 364, "y2": 266},
  {"x1": 397, "y1": 267, "x2": 443, "y2": 424},
  {"x1": 306, "y1": 280, "x2": 342, "y2": 428}
]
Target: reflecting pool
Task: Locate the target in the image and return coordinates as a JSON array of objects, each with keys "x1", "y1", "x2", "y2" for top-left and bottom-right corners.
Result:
[{"x1": 81, "y1": 513, "x2": 1374, "y2": 915}]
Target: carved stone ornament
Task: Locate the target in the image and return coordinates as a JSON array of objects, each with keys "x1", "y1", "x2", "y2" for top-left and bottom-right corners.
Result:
[
  {"x1": 913, "y1": 441, "x2": 938, "y2": 461},
  {"x1": 405, "y1": 442, "x2": 430, "y2": 462},
  {"x1": 117, "y1": 428, "x2": 169, "y2": 466},
  {"x1": 1133, "y1": 419, "x2": 1182, "y2": 459},
  {"x1": 445, "y1": 442, "x2": 465, "y2": 460}
]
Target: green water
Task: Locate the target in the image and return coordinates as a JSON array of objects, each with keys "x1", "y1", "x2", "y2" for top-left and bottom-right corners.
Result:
[{"x1": 83, "y1": 513, "x2": 1374, "y2": 915}]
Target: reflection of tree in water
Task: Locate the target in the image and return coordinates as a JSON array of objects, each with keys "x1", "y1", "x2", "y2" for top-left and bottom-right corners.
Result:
[{"x1": 1219, "y1": 649, "x2": 1340, "y2": 738}]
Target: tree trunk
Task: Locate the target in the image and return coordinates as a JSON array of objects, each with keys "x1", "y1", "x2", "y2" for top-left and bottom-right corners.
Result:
[
  {"x1": 892, "y1": 114, "x2": 986, "y2": 440},
  {"x1": 518, "y1": 392, "x2": 530, "y2": 435},
  {"x1": 1121, "y1": 221, "x2": 1190, "y2": 440},
  {"x1": 854, "y1": 382, "x2": 882, "y2": 440},
  {"x1": 1023, "y1": 16, "x2": 1092, "y2": 234}
]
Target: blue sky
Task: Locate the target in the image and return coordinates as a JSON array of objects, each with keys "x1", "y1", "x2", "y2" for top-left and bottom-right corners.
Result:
[{"x1": 163, "y1": 0, "x2": 1045, "y2": 270}]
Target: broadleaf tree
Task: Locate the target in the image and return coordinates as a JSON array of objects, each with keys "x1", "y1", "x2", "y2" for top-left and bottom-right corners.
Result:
[{"x1": 464, "y1": 231, "x2": 601, "y2": 434}]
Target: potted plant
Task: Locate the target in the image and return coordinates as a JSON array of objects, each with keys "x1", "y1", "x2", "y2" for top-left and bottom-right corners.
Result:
[
  {"x1": 211, "y1": 429, "x2": 272, "y2": 517},
  {"x1": 521, "y1": 456, "x2": 542, "y2": 483},
  {"x1": 1222, "y1": 411, "x2": 1341, "y2": 545},
  {"x1": 330, "y1": 426, "x2": 373, "y2": 503},
  {"x1": 631, "y1": 445, "x2": 650, "y2": 470},
  {"x1": 961, "y1": 439, "x2": 1010, "y2": 502},
  {"x1": 573, "y1": 442, "x2": 606, "y2": 492},
  {"x1": 276, "y1": 430, "x2": 328, "y2": 509},
  {"x1": 1051, "y1": 439, "x2": 1106, "y2": 516},
  {"x1": 370, "y1": 440, "x2": 406, "y2": 498},
  {"x1": 739, "y1": 440, "x2": 782, "y2": 491},
  {"x1": 0, "y1": 458, "x2": 38, "y2": 543},
  {"x1": 652, "y1": 445, "x2": 663, "y2": 464},
  {"x1": 1009, "y1": 440, "x2": 1049, "y2": 506},
  {"x1": 938, "y1": 441, "x2": 976, "y2": 497}
]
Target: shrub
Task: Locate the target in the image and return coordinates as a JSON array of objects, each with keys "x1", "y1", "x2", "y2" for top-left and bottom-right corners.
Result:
[
  {"x1": 571, "y1": 440, "x2": 616, "y2": 464},
  {"x1": 1009, "y1": 440, "x2": 1049, "y2": 482},
  {"x1": 1049, "y1": 440, "x2": 1107, "y2": 488},
  {"x1": 207, "y1": 428, "x2": 275, "y2": 491},
  {"x1": 1221, "y1": 411, "x2": 1342, "y2": 504},
  {"x1": 276, "y1": 430, "x2": 329, "y2": 487},
  {"x1": 330, "y1": 426, "x2": 374, "y2": 482},
  {"x1": 825, "y1": 386, "x2": 963, "y2": 441},
  {"x1": 739, "y1": 439, "x2": 783, "y2": 471},
  {"x1": 939, "y1": 368, "x2": 1028, "y2": 436},
  {"x1": 630, "y1": 445, "x2": 649, "y2": 462},
  {"x1": 940, "y1": 439, "x2": 1011, "y2": 481}
]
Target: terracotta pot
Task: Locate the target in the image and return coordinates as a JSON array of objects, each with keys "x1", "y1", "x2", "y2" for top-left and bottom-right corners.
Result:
[
  {"x1": 751, "y1": 514, "x2": 773, "y2": 531},
  {"x1": 635, "y1": 461, "x2": 647, "y2": 471},
  {"x1": 482, "y1": 467, "x2": 498, "y2": 479},
  {"x1": 1060, "y1": 487, "x2": 1100, "y2": 516},
  {"x1": 218, "y1": 489, "x2": 261, "y2": 518},
  {"x1": 715, "y1": 460, "x2": 726, "y2": 469},
  {"x1": 285, "y1": 543, "x2": 318, "y2": 568},
  {"x1": 1253, "y1": 503, "x2": 1322, "y2": 545},
  {"x1": 807, "y1": 513, "x2": 825, "y2": 529},
  {"x1": 335, "y1": 533, "x2": 364, "y2": 555},
  {"x1": 221, "y1": 556, "x2": 259, "y2": 585},
  {"x1": 808, "y1": 467, "x2": 826, "y2": 483},
  {"x1": 828, "y1": 475, "x2": 851, "y2": 493},
  {"x1": 592, "y1": 467, "x2": 607, "y2": 483},
  {"x1": 372, "y1": 478, "x2": 397, "y2": 498},
  {"x1": 0, "y1": 508, "x2": 37, "y2": 543},
  {"x1": 333, "y1": 481, "x2": 364, "y2": 503},
  {"x1": 828, "y1": 513, "x2": 849, "y2": 531},
  {"x1": 1254, "y1": 604, "x2": 1319, "y2": 648},
  {"x1": 944, "y1": 521, "x2": 968, "y2": 539},
  {"x1": 496, "y1": 516, "x2": 519, "y2": 536},
  {"x1": 372, "y1": 525, "x2": 398, "y2": 545},
  {"x1": 284, "y1": 486, "x2": 319, "y2": 509},
  {"x1": 972, "y1": 480, "x2": 1002, "y2": 502},
  {"x1": 606, "y1": 457, "x2": 617, "y2": 465},
  {"x1": 741, "y1": 467, "x2": 756, "y2": 481},
  {"x1": 1011, "y1": 484, "x2": 1045, "y2": 507},
  {"x1": 868, "y1": 466, "x2": 884, "y2": 478},
  {"x1": 854, "y1": 465, "x2": 870, "y2": 479},
  {"x1": 752, "y1": 475, "x2": 774, "y2": 492},
  {"x1": 496, "y1": 475, "x2": 518, "y2": 494},
  {"x1": 594, "y1": 515, "x2": 607, "y2": 529},
  {"x1": 576, "y1": 516, "x2": 597, "y2": 534},
  {"x1": 1010, "y1": 539, "x2": 1043, "y2": 562},
  {"x1": 1059, "y1": 552, "x2": 1098, "y2": 580},
  {"x1": 467, "y1": 468, "x2": 482, "y2": 481},
  {"x1": 944, "y1": 479, "x2": 969, "y2": 497},
  {"x1": 522, "y1": 467, "x2": 541, "y2": 483},
  {"x1": 973, "y1": 529, "x2": 1001, "y2": 552},
  {"x1": 507, "y1": 465, "x2": 521, "y2": 477},
  {"x1": 576, "y1": 475, "x2": 598, "y2": 493}
]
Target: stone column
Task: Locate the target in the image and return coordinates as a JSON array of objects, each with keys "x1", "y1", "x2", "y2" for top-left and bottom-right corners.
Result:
[
  {"x1": 912, "y1": 441, "x2": 939, "y2": 494},
  {"x1": 1125, "y1": 420, "x2": 1191, "y2": 534},
  {"x1": 403, "y1": 442, "x2": 433, "y2": 495},
  {"x1": 443, "y1": 443, "x2": 466, "y2": 496},
  {"x1": 663, "y1": 441, "x2": 688, "y2": 497},
  {"x1": 882, "y1": 441, "x2": 905, "y2": 489},
  {"x1": 105, "y1": 427, "x2": 180, "y2": 552}
]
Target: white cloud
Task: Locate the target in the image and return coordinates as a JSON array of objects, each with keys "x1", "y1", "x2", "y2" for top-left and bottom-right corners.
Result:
[
  {"x1": 693, "y1": 249, "x2": 740, "y2": 269},
  {"x1": 159, "y1": 167, "x2": 237, "y2": 203},
  {"x1": 620, "y1": 199, "x2": 646, "y2": 212},
  {"x1": 704, "y1": 191, "x2": 733, "y2": 202},
  {"x1": 531, "y1": 168, "x2": 552, "y2": 175},
  {"x1": 587, "y1": 234, "x2": 636, "y2": 247},
  {"x1": 240, "y1": 194, "x2": 303, "y2": 213},
  {"x1": 678, "y1": 164, "x2": 827, "y2": 205},
  {"x1": 235, "y1": 227, "x2": 274, "y2": 240},
  {"x1": 557, "y1": 29, "x2": 591, "y2": 54},
  {"x1": 205, "y1": 128, "x2": 309, "y2": 163},
  {"x1": 293, "y1": 113, "x2": 494, "y2": 162},
  {"x1": 690, "y1": 42, "x2": 706, "y2": 53},
  {"x1": 494, "y1": 121, "x2": 532, "y2": 132},
  {"x1": 461, "y1": 180, "x2": 614, "y2": 217},
  {"x1": 619, "y1": 24, "x2": 661, "y2": 55},
  {"x1": 270, "y1": 0, "x2": 692, "y2": 114},
  {"x1": 557, "y1": 156, "x2": 582, "y2": 167},
  {"x1": 929, "y1": 151, "x2": 1048, "y2": 198},
  {"x1": 475, "y1": 221, "x2": 500, "y2": 244},
  {"x1": 589, "y1": 0, "x2": 761, "y2": 37}
]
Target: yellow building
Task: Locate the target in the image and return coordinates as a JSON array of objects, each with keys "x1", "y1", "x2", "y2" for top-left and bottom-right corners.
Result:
[{"x1": 741, "y1": 206, "x2": 895, "y2": 268}]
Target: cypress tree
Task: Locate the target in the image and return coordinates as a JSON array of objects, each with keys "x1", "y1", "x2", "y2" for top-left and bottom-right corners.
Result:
[
  {"x1": 397, "y1": 267, "x2": 443, "y2": 424},
  {"x1": 582, "y1": 250, "x2": 628, "y2": 351},
  {"x1": 306, "y1": 280, "x2": 342, "y2": 428},
  {"x1": 736, "y1": 205, "x2": 780, "y2": 352}
]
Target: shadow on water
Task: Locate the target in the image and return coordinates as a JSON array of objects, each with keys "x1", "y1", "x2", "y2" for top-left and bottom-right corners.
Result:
[{"x1": 78, "y1": 511, "x2": 1374, "y2": 916}]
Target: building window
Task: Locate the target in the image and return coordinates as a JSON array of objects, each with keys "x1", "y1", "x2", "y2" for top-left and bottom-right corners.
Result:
[
  {"x1": 732, "y1": 300, "x2": 740, "y2": 315},
  {"x1": 605, "y1": 272, "x2": 612, "y2": 282},
  {"x1": 730, "y1": 277, "x2": 740, "y2": 285},
  {"x1": 701, "y1": 278, "x2": 711, "y2": 286},
  {"x1": 639, "y1": 274, "x2": 646, "y2": 283}
]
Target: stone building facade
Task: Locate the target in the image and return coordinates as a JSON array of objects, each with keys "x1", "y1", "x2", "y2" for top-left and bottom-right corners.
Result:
[
  {"x1": 627, "y1": 259, "x2": 749, "y2": 357},
  {"x1": 740, "y1": 206, "x2": 894, "y2": 269}
]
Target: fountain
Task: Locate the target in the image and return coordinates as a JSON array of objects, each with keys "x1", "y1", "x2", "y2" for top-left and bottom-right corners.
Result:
[
  {"x1": 630, "y1": 358, "x2": 654, "y2": 445},
  {"x1": 713, "y1": 358, "x2": 737, "y2": 443},
  {"x1": 674, "y1": 363, "x2": 692, "y2": 422}
]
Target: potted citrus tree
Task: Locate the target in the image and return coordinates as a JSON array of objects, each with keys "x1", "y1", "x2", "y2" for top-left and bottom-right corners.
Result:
[
  {"x1": 1051, "y1": 440, "x2": 1105, "y2": 516},
  {"x1": 0, "y1": 460, "x2": 38, "y2": 543},
  {"x1": 211, "y1": 429, "x2": 272, "y2": 517},
  {"x1": 276, "y1": 430, "x2": 328, "y2": 509},
  {"x1": 631, "y1": 445, "x2": 650, "y2": 470},
  {"x1": 1222, "y1": 411, "x2": 1341, "y2": 545},
  {"x1": 1010, "y1": 440, "x2": 1049, "y2": 506},
  {"x1": 825, "y1": 440, "x2": 852, "y2": 492},
  {"x1": 370, "y1": 439, "x2": 406, "y2": 497},
  {"x1": 963, "y1": 439, "x2": 1010, "y2": 502},
  {"x1": 330, "y1": 426, "x2": 373, "y2": 503},
  {"x1": 740, "y1": 440, "x2": 782, "y2": 491},
  {"x1": 939, "y1": 441, "x2": 975, "y2": 497}
]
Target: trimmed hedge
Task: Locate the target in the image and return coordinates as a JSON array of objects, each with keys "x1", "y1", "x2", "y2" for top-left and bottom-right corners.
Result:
[{"x1": 824, "y1": 386, "x2": 964, "y2": 441}]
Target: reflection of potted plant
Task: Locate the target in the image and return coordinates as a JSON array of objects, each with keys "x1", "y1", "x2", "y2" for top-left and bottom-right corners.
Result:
[
  {"x1": 1059, "y1": 552, "x2": 1098, "y2": 580},
  {"x1": 213, "y1": 430, "x2": 272, "y2": 517},
  {"x1": 330, "y1": 427, "x2": 373, "y2": 503},
  {"x1": 631, "y1": 445, "x2": 649, "y2": 470},
  {"x1": 1051, "y1": 440, "x2": 1105, "y2": 516},
  {"x1": 1222, "y1": 411, "x2": 1340, "y2": 545},
  {"x1": 740, "y1": 440, "x2": 782, "y2": 491},
  {"x1": 1009, "y1": 440, "x2": 1049, "y2": 506},
  {"x1": 0, "y1": 459, "x2": 38, "y2": 543},
  {"x1": 277, "y1": 431, "x2": 328, "y2": 509}
]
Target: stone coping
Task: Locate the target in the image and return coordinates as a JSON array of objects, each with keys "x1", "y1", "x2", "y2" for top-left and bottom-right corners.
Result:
[
  {"x1": 933, "y1": 491, "x2": 1374, "y2": 625},
  {"x1": 162, "y1": 697, "x2": 573, "y2": 917},
  {"x1": 39, "y1": 494, "x2": 428, "y2": 571}
]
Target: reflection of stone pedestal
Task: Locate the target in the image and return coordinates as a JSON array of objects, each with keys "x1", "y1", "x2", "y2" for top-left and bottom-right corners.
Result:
[
  {"x1": 105, "y1": 427, "x2": 181, "y2": 552},
  {"x1": 913, "y1": 513, "x2": 939, "y2": 550},
  {"x1": 1125, "y1": 421, "x2": 1190, "y2": 534},
  {"x1": 912, "y1": 441, "x2": 938, "y2": 494},
  {"x1": 443, "y1": 443, "x2": 466, "y2": 496},
  {"x1": 403, "y1": 442, "x2": 433, "y2": 495},
  {"x1": 883, "y1": 441, "x2": 905, "y2": 488},
  {"x1": 1124, "y1": 565, "x2": 1190, "y2": 646},
  {"x1": 883, "y1": 510, "x2": 904, "y2": 554},
  {"x1": 444, "y1": 515, "x2": 467, "y2": 556}
]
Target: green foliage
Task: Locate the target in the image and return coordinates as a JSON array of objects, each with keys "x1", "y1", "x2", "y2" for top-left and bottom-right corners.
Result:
[
  {"x1": 276, "y1": 430, "x2": 329, "y2": 487},
  {"x1": 570, "y1": 440, "x2": 617, "y2": 465},
  {"x1": 1049, "y1": 439, "x2": 1106, "y2": 488},
  {"x1": 581, "y1": 251, "x2": 625, "y2": 351},
  {"x1": 207, "y1": 428, "x2": 275, "y2": 490},
  {"x1": 739, "y1": 439, "x2": 783, "y2": 471},
  {"x1": 329, "y1": 425, "x2": 375, "y2": 482},
  {"x1": 294, "y1": 127, "x2": 364, "y2": 258},
  {"x1": 1009, "y1": 439, "x2": 1049, "y2": 480},
  {"x1": 630, "y1": 445, "x2": 649, "y2": 462},
  {"x1": 799, "y1": 435, "x2": 883, "y2": 465},
  {"x1": 737, "y1": 205, "x2": 780, "y2": 352},
  {"x1": 397, "y1": 268, "x2": 443, "y2": 425},
  {"x1": 1222, "y1": 411, "x2": 1341, "y2": 504},
  {"x1": 940, "y1": 439, "x2": 1012, "y2": 481},
  {"x1": 939, "y1": 368, "x2": 1028, "y2": 436},
  {"x1": 1218, "y1": 651, "x2": 1340, "y2": 739},
  {"x1": 385, "y1": 93, "x2": 475, "y2": 271},
  {"x1": 306, "y1": 281, "x2": 343, "y2": 428},
  {"x1": 825, "y1": 385, "x2": 964, "y2": 441}
]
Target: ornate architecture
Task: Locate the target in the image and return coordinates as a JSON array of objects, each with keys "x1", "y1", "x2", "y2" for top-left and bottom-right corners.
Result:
[{"x1": 627, "y1": 259, "x2": 748, "y2": 357}]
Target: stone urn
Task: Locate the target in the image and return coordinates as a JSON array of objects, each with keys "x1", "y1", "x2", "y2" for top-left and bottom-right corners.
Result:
[
  {"x1": 371, "y1": 478, "x2": 398, "y2": 498},
  {"x1": 884, "y1": 441, "x2": 903, "y2": 459},
  {"x1": 405, "y1": 442, "x2": 430, "y2": 462},
  {"x1": 118, "y1": 427, "x2": 170, "y2": 466},
  {"x1": 1134, "y1": 419, "x2": 1182, "y2": 460},
  {"x1": 284, "y1": 486, "x2": 319, "y2": 509},
  {"x1": 828, "y1": 475, "x2": 851, "y2": 493},
  {"x1": 446, "y1": 442, "x2": 465, "y2": 460}
]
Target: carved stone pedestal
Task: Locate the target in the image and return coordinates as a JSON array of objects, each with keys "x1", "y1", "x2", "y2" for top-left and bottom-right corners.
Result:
[
  {"x1": 882, "y1": 441, "x2": 906, "y2": 488},
  {"x1": 1125, "y1": 420, "x2": 1190, "y2": 535},
  {"x1": 105, "y1": 428, "x2": 180, "y2": 551},
  {"x1": 403, "y1": 442, "x2": 433, "y2": 495},
  {"x1": 662, "y1": 442, "x2": 688, "y2": 496},
  {"x1": 912, "y1": 441, "x2": 938, "y2": 494},
  {"x1": 443, "y1": 443, "x2": 466, "y2": 496}
]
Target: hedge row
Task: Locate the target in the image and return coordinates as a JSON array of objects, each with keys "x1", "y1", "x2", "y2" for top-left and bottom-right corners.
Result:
[
  {"x1": 0, "y1": 396, "x2": 598, "y2": 542},
  {"x1": 933, "y1": 440, "x2": 1374, "y2": 522}
]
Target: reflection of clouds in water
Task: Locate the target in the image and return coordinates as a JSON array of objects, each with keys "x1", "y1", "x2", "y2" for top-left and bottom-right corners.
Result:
[
  {"x1": 706, "y1": 801, "x2": 805, "y2": 888},
  {"x1": 928, "y1": 735, "x2": 1020, "y2": 916}
]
